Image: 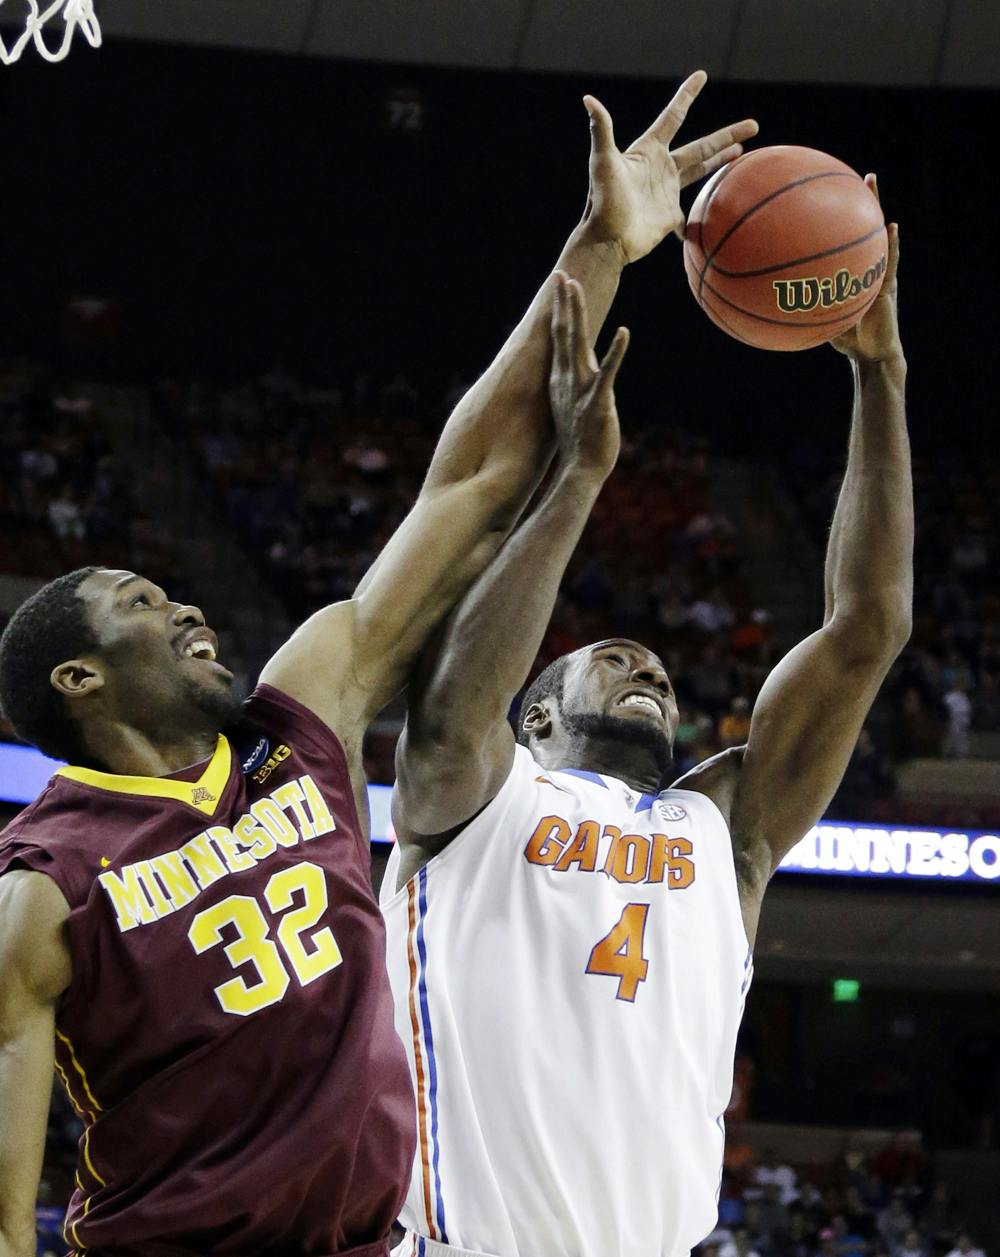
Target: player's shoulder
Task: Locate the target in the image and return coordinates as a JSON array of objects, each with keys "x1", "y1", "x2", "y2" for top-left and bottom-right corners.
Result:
[
  {"x1": 0, "y1": 776, "x2": 80, "y2": 853},
  {"x1": 0, "y1": 777, "x2": 107, "y2": 905},
  {"x1": 668, "y1": 745, "x2": 745, "y2": 825},
  {"x1": 239, "y1": 684, "x2": 350, "y2": 769}
]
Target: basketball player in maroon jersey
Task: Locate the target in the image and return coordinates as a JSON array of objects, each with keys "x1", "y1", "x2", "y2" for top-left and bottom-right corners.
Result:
[{"x1": 0, "y1": 75, "x2": 756, "y2": 1257}]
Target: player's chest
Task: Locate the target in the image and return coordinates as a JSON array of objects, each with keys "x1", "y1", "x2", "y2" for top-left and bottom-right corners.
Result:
[
  {"x1": 517, "y1": 786, "x2": 703, "y2": 897},
  {"x1": 85, "y1": 766, "x2": 367, "y2": 944}
]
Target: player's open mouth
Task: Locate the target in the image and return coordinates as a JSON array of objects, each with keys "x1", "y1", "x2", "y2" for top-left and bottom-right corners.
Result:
[
  {"x1": 614, "y1": 692, "x2": 662, "y2": 718},
  {"x1": 176, "y1": 628, "x2": 232, "y2": 677},
  {"x1": 182, "y1": 637, "x2": 217, "y2": 662}
]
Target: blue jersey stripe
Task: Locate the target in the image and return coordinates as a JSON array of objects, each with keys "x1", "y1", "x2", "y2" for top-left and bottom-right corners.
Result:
[{"x1": 416, "y1": 866, "x2": 449, "y2": 1245}]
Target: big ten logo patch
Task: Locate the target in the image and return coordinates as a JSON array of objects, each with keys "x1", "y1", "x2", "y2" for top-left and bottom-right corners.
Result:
[
  {"x1": 524, "y1": 815, "x2": 695, "y2": 888},
  {"x1": 253, "y1": 744, "x2": 291, "y2": 785}
]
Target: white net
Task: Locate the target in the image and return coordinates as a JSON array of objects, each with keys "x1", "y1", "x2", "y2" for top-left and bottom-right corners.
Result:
[{"x1": 0, "y1": 0, "x2": 101, "y2": 64}]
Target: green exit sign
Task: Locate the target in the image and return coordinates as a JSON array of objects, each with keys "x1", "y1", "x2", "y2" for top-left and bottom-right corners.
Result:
[{"x1": 832, "y1": 978, "x2": 861, "y2": 1003}]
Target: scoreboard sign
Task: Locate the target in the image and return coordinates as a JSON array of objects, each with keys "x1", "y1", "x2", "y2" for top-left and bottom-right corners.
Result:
[{"x1": 779, "y1": 822, "x2": 1000, "y2": 884}]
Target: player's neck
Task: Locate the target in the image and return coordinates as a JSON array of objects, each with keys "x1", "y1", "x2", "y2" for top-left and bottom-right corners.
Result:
[
  {"x1": 552, "y1": 740, "x2": 664, "y2": 795},
  {"x1": 79, "y1": 718, "x2": 220, "y2": 778}
]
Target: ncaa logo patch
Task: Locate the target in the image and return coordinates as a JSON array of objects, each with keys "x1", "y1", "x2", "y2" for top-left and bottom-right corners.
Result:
[
  {"x1": 240, "y1": 735, "x2": 270, "y2": 775},
  {"x1": 658, "y1": 801, "x2": 687, "y2": 822}
]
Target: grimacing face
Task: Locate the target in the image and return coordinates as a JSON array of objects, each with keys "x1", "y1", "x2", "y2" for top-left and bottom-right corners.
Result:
[
  {"x1": 59, "y1": 569, "x2": 237, "y2": 733},
  {"x1": 560, "y1": 639, "x2": 679, "y2": 744}
]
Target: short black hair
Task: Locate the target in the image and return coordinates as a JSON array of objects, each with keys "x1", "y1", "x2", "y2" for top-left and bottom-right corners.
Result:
[
  {"x1": 0, "y1": 567, "x2": 103, "y2": 764},
  {"x1": 516, "y1": 654, "x2": 571, "y2": 745}
]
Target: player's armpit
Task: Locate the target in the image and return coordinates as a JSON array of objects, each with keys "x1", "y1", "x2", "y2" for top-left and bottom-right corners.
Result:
[
  {"x1": 729, "y1": 613, "x2": 908, "y2": 878},
  {"x1": 0, "y1": 872, "x2": 71, "y2": 1257},
  {"x1": 393, "y1": 717, "x2": 516, "y2": 856}
]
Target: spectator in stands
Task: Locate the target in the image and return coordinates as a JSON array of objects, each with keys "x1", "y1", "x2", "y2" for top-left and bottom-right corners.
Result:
[
  {"x1": 841, "y1": 1185, "x2": 876, "y2": 1241},
  {"x1": 833, "y1": 727, "x2": 895, "y2": 818},
  {"x1": 941, "y1": 679, "x2": 973, "y2": 757},
  {"x1": 719, "y1": 696, "x2": 753, "y2": 750},
  {"x1": 752, "y1": 1146, "x2": 798, "y2": 1208},
  {"x1": 689, "y1": 586, "x2": 735, "y2": 635},
  {"x1": 923, "y1": 1184, "x2": 960, "y2": 1254},
  {"x1": 830, "y1": 1214, "x2": 867, "y2": 1257},
  {"x1": 874, "y1": 1131, "x2": 929, "y2": 1186},
  {"x1": 718, "y1": 1226, "x2": 762, "y2": 1257},
  {"x1": 943, "y1": 1234, "x2": 986, "y2": 1257},
  {"x1": 897, "y1": 1229, "x2": 928, "y2": 1257},
  {"x1": 896, "y1": 687, "x2": 942, "y2": 758},
  {"x1": 877, "y1": 1193, "x2": 915, "y2": 1253},
  {"x1": 685, "y1": 640, "x2": 737, "y2": 718},
  {"x1": 755, "y1": 1183, "x2": 792, "y2": 1251},
  {"x1": 47, "y1": 486, "x2": 85, "y2": 540}
]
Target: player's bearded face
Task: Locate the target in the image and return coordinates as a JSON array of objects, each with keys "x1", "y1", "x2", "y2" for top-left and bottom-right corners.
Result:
[
  {"x1": 554, "y1": 642, "x2": 677, "y2": 779},
  {"x1": 559, "y1": 703, "x2": 675, "y2": 776},
  {"x1": 82, "y1": 571, "x2": 242, "y2": 733}
]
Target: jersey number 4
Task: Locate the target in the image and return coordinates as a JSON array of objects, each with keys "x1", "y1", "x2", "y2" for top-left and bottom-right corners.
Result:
[
  {"x1": 187, "y1": 861, "x2": 341, "y2": 1016},
  {"x1": 585, "y1": 903, "x2": 650, "y2": 1002}
]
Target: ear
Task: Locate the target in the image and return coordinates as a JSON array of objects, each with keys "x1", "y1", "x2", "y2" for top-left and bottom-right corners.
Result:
[
  {"x1": 50, "y1": 660, "x2": 104, "y2": 701},
  {"x1": 521, "y1": 699, "x2": 553, "y2": 742}
]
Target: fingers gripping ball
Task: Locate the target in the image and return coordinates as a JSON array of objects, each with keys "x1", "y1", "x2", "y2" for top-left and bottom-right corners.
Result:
[{"x1": 683, "y1": 146, "x2": 887, "y2": 351}]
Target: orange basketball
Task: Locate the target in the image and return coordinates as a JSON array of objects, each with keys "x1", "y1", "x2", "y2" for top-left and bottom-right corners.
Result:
[{"x1": 683, "y1": 146, "x2": 887, "y2": 351}]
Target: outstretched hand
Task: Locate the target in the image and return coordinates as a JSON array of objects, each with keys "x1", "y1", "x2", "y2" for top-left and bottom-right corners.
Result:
[
  {"x1": 549, "y1": 272, "x2": 628, "y2": 477},
  {"x1": 583, "y1": 70, "x2": 758, "y2": 264},
  {"x1": 832, "y1": 175, "x2": 903, "y2": 367}
]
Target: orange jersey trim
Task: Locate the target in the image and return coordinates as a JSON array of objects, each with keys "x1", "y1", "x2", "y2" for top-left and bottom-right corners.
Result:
[{"x1": 406, "y1": 880, "x2": 436, "y2": 1239}]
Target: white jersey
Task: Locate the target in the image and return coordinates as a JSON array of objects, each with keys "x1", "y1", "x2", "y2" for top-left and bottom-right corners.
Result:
[{"x1": 380, "y1": 745, "x2": 753, "y2": 1257}]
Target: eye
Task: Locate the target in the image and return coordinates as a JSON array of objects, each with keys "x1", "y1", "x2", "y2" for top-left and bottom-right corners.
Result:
[
  {"x1": 603, "y1": 654, "x2": 627, "y2": 668},
  {"x1": 131, "y1": 592, "x2": 152, "y2": 608}
]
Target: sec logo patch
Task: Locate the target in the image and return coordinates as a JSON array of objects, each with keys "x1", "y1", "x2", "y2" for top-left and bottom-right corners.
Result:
[{"x1": 658, "y1": 802, "x2": 687, "y2": 822}]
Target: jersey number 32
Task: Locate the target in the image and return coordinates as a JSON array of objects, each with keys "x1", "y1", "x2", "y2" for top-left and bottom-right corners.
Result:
[{"x1": 187, "y1": 861, "x2": 341, "y2": 1016}]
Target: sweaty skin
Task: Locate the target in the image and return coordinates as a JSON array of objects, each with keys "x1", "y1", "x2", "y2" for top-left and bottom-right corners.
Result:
[
  {"x1": 0, "y1": 77, "x2": 757, "y2": 1257},
  {"x1": 394, "y1": 194, "x2": 911, "y2": 955}
]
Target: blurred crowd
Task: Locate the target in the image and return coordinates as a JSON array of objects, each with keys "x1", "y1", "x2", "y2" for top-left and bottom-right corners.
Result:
[
  {"x1": 792, "y1": 442, "x2": 1000, "y2": 767},
  {"x1": 705, "y1": 1134, "x2": 985, "y2": 1257},
  {"x1": 0, "y1": 363, "x2": 174, "y2": 584},
  {"x1": 0, "y1": 362, "x2": 180, "y2": 742}
]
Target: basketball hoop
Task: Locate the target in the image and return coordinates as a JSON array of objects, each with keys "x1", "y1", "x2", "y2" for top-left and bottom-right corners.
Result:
[{"x1": 0, "y1": 0, "x2": 101, "y2": 65}]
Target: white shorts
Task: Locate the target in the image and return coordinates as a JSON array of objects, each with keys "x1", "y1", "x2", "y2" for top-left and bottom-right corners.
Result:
[{"x1": 392, "y1": 1233, "x2": 500, "y2": 1257}]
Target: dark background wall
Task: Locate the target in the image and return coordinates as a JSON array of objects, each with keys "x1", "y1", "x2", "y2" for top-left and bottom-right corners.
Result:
[{"x1": 0, "y1": 42, "x2": 994, "y2": 461}]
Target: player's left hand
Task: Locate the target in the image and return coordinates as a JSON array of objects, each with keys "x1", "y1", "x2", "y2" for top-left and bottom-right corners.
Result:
[
  {"x1": 832, "y1": 175, "x2": 904, "y2": 367},
  {"x1": 549, "y1": 272, "x2": 628, "y2": 477},
  {"x1": 582, "y1": 70, "x2": 758, "y2": 264}
]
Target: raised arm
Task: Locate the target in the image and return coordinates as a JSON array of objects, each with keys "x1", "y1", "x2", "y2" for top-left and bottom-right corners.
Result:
[
  {"x1": 0, "y1": 872, "x2": 71, "y2": 1257},
  {"x1": 393, "y1": 279, "x2": 626, "y2": 876},
  {"x1": 260, "y1": 74, "x2": 757, "y2": 745},
  {"x1": 725, "y1": 191, "x2": 911, "y2": 926}
]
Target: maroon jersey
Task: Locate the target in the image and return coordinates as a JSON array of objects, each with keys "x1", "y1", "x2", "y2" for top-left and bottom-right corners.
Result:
[{"x1": 0, "y1": 686, "x2": 415, "y2": 1256}]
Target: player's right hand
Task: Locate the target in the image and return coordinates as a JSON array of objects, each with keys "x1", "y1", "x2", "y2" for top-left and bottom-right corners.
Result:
[
  {"x1": 581, "y1": 71, "x2": 758, "y2": 263},
  {"x1": 549, "y1": 272, "x2": 628, "y2": 478},
  {"x1": 831, "y1": 175, "x2": 904, "y2": 369}
]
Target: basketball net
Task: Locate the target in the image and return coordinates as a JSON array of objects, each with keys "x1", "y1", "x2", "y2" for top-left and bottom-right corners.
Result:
[{"x1": 0, "y1": 0, "x2": 101, "y2": 64}]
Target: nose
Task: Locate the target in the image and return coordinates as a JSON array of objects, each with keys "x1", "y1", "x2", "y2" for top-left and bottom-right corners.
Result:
[
  {"x1": 631, "y1": 663, "x2": 670, "y2": 695},
  {"x1": 171, "y1": 604, "x2": 206, "y2": 628}
]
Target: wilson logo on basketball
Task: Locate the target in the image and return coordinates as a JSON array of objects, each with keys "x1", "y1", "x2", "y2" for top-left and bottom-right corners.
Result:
[{"x1": 772, "y1": 255, "x2": 886, "y2": 314}]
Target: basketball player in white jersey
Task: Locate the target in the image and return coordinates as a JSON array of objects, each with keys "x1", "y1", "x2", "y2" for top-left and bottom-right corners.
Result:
[{"x1": 381, "y1": 182, "x2": 909, "y2": 1256}]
